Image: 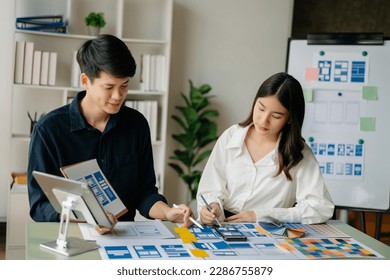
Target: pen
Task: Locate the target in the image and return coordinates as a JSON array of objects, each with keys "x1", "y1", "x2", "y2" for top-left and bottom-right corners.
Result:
[
  {"x1": 199, "y1": 193, "x2": 222, "y2": 227},
  {"x1": 173, "y1": 204, "x2": 204, "y2": 229}
]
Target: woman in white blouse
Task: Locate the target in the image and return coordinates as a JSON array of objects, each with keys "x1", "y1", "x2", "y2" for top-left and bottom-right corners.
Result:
[{"x1": 197, "y1": 72, "x2": 334, "y2": 225}]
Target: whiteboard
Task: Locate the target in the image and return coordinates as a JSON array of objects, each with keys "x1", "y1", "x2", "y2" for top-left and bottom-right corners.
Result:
[{"x1": 287, "y1": 38, "x2": 390, "y2": 210}]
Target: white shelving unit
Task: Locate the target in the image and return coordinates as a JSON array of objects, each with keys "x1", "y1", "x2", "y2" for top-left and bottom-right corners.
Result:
[{"x1": 7, "y1": 0, "x2": 172, "y2": 259}]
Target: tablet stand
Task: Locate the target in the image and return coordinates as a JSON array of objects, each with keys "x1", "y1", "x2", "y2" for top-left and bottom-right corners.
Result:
[{"x1": 40, "y1": 192, "x2": 99, "y2": 257}]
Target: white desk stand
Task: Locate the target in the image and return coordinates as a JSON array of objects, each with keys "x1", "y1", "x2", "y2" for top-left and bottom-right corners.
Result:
[{"x1": 40, "y1": 191, "x2": 99, "y2": 256}]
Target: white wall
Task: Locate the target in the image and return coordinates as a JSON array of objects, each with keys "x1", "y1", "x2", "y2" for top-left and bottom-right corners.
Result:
[
  {"x1": 164, "y1": 0, "x2": 294, "y2": 205},
  {"x1": 0, "y1": 0, "x2": 16, "y2": 220}
]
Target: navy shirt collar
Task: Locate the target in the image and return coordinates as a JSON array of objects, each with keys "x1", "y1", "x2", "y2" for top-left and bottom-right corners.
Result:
[{"x1": 69, "y1": 91, "x2": 119, "y2": 133}]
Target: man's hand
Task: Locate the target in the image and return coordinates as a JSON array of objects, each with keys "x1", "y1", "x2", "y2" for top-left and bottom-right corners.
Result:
[
  {"x1": 167, "y1": 203, "x2": 193, "y2": 227},
  {"x1": 94, "y1": 212, "x2": 118, "y2": 235}
]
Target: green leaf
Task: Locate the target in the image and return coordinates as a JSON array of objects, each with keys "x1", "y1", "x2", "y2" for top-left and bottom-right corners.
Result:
[
  {"x1": 199, "y1": 109, "x2": 219, "y2": 120},
  {"x1": 180, "y1": 107, "x2": 198, "y2": 125},
  {"x1": 172, "y1": 134, "x2": 195, "y2": 150},
  {"x1": 168, "y1": 163, "x2": 184, "y2": 176},
  {"x1": 199, "y1": 84, "x2": 211, "y2": 94},
  {"x1": 180, "y1": 92, "x2": 191, "y2": 107},
  {"x1": 171, "y1": 115, "x2": 187, "y2": 131}
]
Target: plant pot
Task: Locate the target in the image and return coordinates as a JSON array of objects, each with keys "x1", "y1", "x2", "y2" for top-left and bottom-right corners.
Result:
[{"x1": 88, "y1": 26, "x2": 100, "y2": 36}]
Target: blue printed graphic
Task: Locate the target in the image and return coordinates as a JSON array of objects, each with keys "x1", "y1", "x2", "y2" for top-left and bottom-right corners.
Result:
[
  {"x1": 354, "y1": 164, "x2": 362, "y2": 176},
  {"x1": 355, "y1": 145, "x2": 363, "y2": 157},
  {"x1": 326, "y1": 162, "x2": 334, "y2": 175},
  {"x1": 327, "y1": 144, "x2": 335, "y2": 156},
  {"x1": 85, "y1": 174, "x2": 109, "y2": 206},
  {"x1": 161, "y1": 244, "x2": 190, "y2": 257},
  {"x1": 334, "y1": 60, "x2": 348, "y2": 82},
  {"x1": 105, "y1": 246, "x2": 132, "y2": 259},
  {"x1": 318, "y1": 60, "x2": 332, "y2": 81},
  {"x1": 133, "y1": 245, "x2": 161, "y2": 258},
  {"x1": 93, "y1": 171, "x2": 117, "y2": 202},
  {"x1": 337, "y1": 144, "x2": 345, "y2": 156},
  {"x1": 319, "y1": 143, "x2": 327, "y2": 155},
  {"x1": 351, "y1": 61, "x2": 366, "y2": 82},
  {"x1": 345, "y1": 163, "x2": 353, "y2": 175}
]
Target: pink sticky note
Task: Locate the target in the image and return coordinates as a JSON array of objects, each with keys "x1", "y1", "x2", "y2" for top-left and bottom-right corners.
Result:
[{"x1": 305, "y1": 68, "x2": 319, "y2": 81}]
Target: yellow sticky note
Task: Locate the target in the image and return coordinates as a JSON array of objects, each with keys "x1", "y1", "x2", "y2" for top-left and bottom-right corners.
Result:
[
  {"x1": 190, "y1": 249, "x2": 209, "y2": 258},
  {"x1": 180, "y1": 236, "x2": 197, "y2": 243},
  {"x1": 173, "y1": 227, "x2": 190, "y2": 234}
]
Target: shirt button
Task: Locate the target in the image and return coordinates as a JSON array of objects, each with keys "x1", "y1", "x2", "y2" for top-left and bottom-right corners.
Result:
[{"x1": 100, "y1": 159, "x2": 104, "y2": 163}]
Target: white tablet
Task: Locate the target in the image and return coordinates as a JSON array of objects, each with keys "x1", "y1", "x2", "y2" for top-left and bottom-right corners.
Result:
[{"x1": 32, "y1": 171, "x2": 113, "y2": 229}]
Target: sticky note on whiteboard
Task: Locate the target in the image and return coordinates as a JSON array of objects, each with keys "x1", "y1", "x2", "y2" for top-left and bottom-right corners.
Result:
[
  {"x1": 360, "y1": 117, "x2": 376, "y2": 132},
  {"x1": 362, "y1": 86, "x2": 378, "y2": 100},
  {"x1": 303, "y1": 88, "x2": 314, "y2": 102},
  {"x1": 305, "y1": 68, "x2": 319, "y2": 81}
]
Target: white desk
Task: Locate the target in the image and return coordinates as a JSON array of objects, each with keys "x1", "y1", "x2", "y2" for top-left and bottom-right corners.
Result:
[{"x1": 25, "y1": 220, "x2": 390, "y2": 260}]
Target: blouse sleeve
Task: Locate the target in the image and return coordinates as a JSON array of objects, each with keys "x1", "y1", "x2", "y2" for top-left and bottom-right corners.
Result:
[
  {"x1": 196, "y1": 132, "x2": 229, "y2": 218},
  {"x1": 292, "y1": 144, "x2": 335, "y2": 224}
]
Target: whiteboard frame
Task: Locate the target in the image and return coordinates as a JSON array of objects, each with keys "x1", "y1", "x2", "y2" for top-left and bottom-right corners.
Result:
[{"x1": 286, "y1": 37, "x2": 390, "y2": 210}]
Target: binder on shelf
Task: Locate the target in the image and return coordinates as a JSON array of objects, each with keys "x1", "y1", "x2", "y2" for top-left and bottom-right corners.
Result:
[
  {"x1": 16, "y1": 15, "x2": 67, "y2": 33},
  {"x1": 48, "y1": 52, "x2": 57, "y2": 86},
  {"x1": 14, "y1": 41, "x2": 25, "y2": 84},
  {"x1": 22, "y1": 41, "x2": 34, "y2": 84},
  {"x1": 40, "y1": 51, "x2": 50, "y2": 85},
  {"x1": 32, "y1": 50, "x2": 42, "y2": 85}
]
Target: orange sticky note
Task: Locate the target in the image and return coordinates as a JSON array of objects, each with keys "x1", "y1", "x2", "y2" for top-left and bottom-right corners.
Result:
[
  {"x1": 276, "y1": 243, "x2": 296, "y2": 252},
  {"x1": 255, "y1": 226, "x2": 269, "y2": 236},
  {"x1": 305, "y1": 68, "x2": 319, "y2": 81}
]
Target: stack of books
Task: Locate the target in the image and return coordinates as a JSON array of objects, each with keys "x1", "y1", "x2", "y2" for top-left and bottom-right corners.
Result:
[
  {"x1": 139, "y1": 54, "x2": 166, "y2": 91},
  {"x1": 14, "y1": 40, "x2": 57, "y2": 86},
  {"x1": 15, "y1": 15, "x2": 67, "y2": 33}
]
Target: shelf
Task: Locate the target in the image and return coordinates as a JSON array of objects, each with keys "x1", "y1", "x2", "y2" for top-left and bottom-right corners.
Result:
[{"x1": 15, "y1": 29, "x2": 170, "y2": 45}]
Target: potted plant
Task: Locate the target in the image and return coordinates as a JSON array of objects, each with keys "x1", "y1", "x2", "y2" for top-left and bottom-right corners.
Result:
[
  {"x1": 169, "y1": 80, "x2": 219, "y2": 202},
  {"x1": 84, "y1": 12, "x2": 106, "y2": 36}
]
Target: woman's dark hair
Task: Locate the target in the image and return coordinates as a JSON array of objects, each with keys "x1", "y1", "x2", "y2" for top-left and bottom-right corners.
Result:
[
  {"x1": 239, "y1": 72, "x2": 305, "y2": 180},
  {"x1": 76, "y1": 34, "x2": 136, "y2": 81}
]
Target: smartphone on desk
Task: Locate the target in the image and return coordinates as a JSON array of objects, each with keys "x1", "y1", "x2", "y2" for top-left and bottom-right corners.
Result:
[{"x1": 214, "y1": 225, "x2": 247, "y2": 241}]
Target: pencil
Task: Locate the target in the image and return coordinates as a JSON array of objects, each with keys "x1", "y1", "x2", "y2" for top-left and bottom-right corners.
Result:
[
  {"x1": 199, "y1": 193, "x2": 222, "y2": 227},
  {"x1": 173, "y1": 204, "x2": 204, "y2": 229}
]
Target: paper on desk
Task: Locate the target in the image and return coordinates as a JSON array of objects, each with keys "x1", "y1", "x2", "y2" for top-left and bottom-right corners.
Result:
[
  {"x1": 97, "y1": 238, "x2": 196, "y2": 260},
  {"x1": 78, "y1": 221, "x2": 175, "y2": 241}
]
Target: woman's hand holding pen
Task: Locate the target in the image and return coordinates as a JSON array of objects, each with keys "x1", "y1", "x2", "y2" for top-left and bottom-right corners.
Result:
[{"x1": 200, "y1": 203, "x2": 222, "y2": 225}]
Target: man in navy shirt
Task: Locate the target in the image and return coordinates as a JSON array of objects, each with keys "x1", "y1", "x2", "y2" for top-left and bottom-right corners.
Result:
[{"x1": 27, "y1": 34, "x2": 192, "y2": 233}]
